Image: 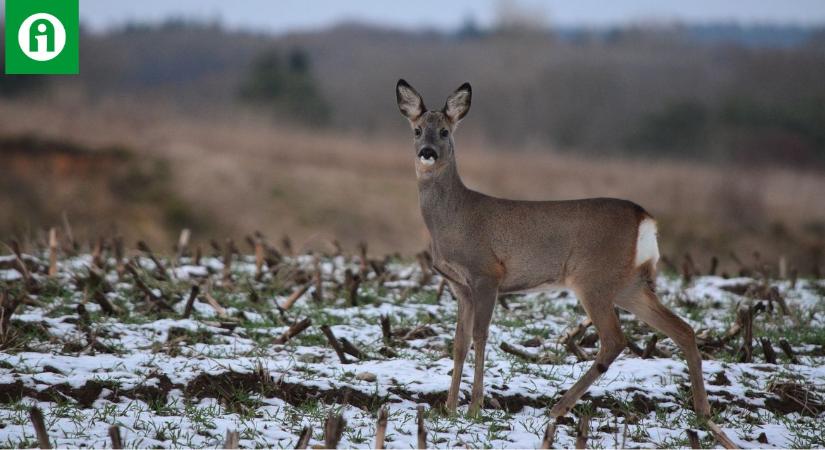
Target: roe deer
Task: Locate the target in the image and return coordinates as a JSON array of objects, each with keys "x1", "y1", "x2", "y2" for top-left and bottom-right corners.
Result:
[{"x1": 395, "y1": 79, "x2": 722, "y2": 429}]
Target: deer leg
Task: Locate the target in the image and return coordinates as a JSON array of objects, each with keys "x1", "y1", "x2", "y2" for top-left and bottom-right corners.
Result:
[
  {"x1": 446, "y1": 282, "x2": 474, "y2": 413},
  {"x1": 549, "y1": 286, "x2": 626, "y2": 419},
  {"x1": 617, "y1": 286, "x2": 711, "y2": 418},
  {"x1": 468, "y1": 277, "x2": 498, "y2": 416}
]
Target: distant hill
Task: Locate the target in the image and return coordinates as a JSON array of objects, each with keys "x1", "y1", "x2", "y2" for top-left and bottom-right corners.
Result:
[
  {"x1": 555, "y1": 23, "x2": 821, "y2": 48},
  {"x1": 25, "y1": 21, "x2": 825, "y2": 166}
]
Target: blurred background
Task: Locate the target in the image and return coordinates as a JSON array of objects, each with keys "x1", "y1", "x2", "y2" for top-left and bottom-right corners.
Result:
[{"x1": 1, "y1": 0, "x2": 824, "y2": 274}]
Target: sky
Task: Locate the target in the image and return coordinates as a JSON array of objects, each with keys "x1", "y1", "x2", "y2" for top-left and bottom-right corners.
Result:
[{"x1": 75, "y1": 0, "x2": 825, "y2": 33}]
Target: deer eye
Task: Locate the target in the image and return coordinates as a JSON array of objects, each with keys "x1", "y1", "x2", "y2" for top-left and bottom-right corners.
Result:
[
  {"x1": 440, "y1": 128, "x2": 449, "y2": 138},
  {"x1": 414, "y1": 127, "x2": 422, "y2": 137}
]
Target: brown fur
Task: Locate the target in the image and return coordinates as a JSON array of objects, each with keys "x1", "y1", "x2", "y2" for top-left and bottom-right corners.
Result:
[{"x1": 396, "y1": 80, "x2": 712, "y2": 419}]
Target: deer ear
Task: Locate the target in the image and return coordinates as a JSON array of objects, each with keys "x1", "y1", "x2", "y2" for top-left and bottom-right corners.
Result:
[
  {"x1": 444, "y1": 82, "x2": 472, "y2": 124},
  {"x1": 396, "y1": 79, "x2": 426, "y2": 121}
]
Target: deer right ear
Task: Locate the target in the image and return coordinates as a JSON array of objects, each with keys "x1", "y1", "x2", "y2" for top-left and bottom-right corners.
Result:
[{"x1": 396, "y1": 79, "x2": 426, "y2": 121}]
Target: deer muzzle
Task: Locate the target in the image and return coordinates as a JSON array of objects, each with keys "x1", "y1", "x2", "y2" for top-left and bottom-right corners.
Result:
[{"x1": 417, "y1": 147, "x2": 438, "y2": 166}]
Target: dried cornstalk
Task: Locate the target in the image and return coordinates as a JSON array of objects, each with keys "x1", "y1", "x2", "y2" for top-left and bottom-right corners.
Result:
[
  {"x1": 737, "y1": 306, "x2": 753, "y2": 363},
  {"x1": 720, "y1": 321, "x2": 743, "y2": 345},
  {"x1": 274, "y1": 318, "x2": 312, "y2": 345},
  {"x1": 222, "y1": 239, "x2": 234, "y2": 284},
  {"x1": 340, "y1": 337, "x2": 366, "y2": 359},
  {"x1": 61, "y1": 211, "x2": 77, "y2": 255},
  {"x1": 125, "y1": 263, "x2": 173, "y2": 311},
  {"x1": 255, "y1": 240, "x2": 265, "y2": 281},
  {"x1": 113, "y1": 236, "x2": 125, "y2": 277},
  {"x1": 374, "y1": 406, "x2": 389, "y2": 449},
  {"x1": 321, "y1": 325, "x2": 350, "y2": 364},
  {"x1": 281, "y1": 235, "x2": 294, "y2": 256},
  {"x1": 417, "y1": 405, "x2": 427, "y2": 450},
  {"x1": 281, "y1": 284, "x2": 310, "y2": 310},
  {"x1": 48, "y1": 228, "x2": 58, "y2": 277},
  {"x1": 540, "y1": 422, "x2": 556, "y2": 449},
  {"x1": 730, "y1": 251, "x2": 752, "y2": 277},
  {"x1": 779, "y1": 339, "x2": 800, "y2": 364},
  {"x1": 87, "y1": 266, "x2": 114, "y2": 293},
  {"x1": 109, "y1": 425, "x2": 122, "y2": 449},
  {"x1": 208, "y1": 239, "x2": 222, "y2": 255},
  {"x1": 252, "y1": 232, "x2": 283, "y2": 264},
  {"x1": 706, "y1": 420, "x2": 736, "y2": 449},
  {"x1": 380, "y1": 314, "x2": 392, "y2": 344},
  {"x1": 760, "y1": 337, "x2": 778, "y2": 364},
  {"x1": 682, "y1": 253, "x2": 697, "y2": 283},
  {"x1": 558, "y1": 318, "x2": 592, "y2": 345},
  {"x1": 566, "y1": 340, "x2": 588, "y2": 361},
  {"x1": 312, "y1": 258, "x2": 323, "y2": 303},
  {"x1": 7, "y1": 241, "x2": 31, "y2": 284},
  {"x1": 686, "y1": 429, "x2": 701, "y2": 449},
  {"x1": 0, "y1": 292, "x2": 22, "y2": 343},
  {"x1": 176, "y1": 228, "x2": 191, "y2": 260},
  {"x1": 91, "y1": 237, "x2": 104, "y2": 269},
  {"x1": 626, "y1": 339, "x2": 645, "y2": 357},
  {"x1": 642, "y1": 335, "x2": 659, "y2": 359},
  {"x1": 93, "y1": 290, "x2": 119, "y2": 316},
  {"x1": 621, "y1": 420, "x2": 629, "y2": 449},
  {"x1": 358, "y1": 241, "x2": 369, "y2": 279},
  {"x1": 708, "y1": 255, "x2": 718, "y2": 276},
  {"x1": 344, "y1": 269, "x2": 361, "y2": 306},
  {"x1": 223, "y1": 430, "x2": 239, "y2": 449},
  {"x1": 30, "y1": 406, "x2": 51, "y2": 449},
  {"x1": 575, "y1": 414, "x2": 589, "y2": 449},
  {"x1": 295, "y1": 426, "x2": 312, "y2": 449},
  {"x1": 558, "y1": 318, "x2": 591, "y2": 361},
  {"x1": 137, "y1": 241, "x2": 168, "y2": 280},
  {"x1": 370, "y1": 259, "x2": 386, "y2": 278},
  {"x1": 182, "y1": 285, "x2": 200, "y2": 319},
  {"x1": 204, "y1": 291, "x2": 228, "y2": 318},
  {"x1": 500, "y1": 342, "x2": 540, "y2": 363},
  {"x1": 324, "y1": 413, "x2": 345, "y2": 449},
  {"x1": 766, "y1": 287, "x2": 789, "y2": 316},
  {"x1": 331, "y1": 239, "x2": 343, "y2": 257}
]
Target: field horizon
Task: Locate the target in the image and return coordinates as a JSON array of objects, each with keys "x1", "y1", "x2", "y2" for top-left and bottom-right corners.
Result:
[{"x1": 2, "y1": 95, "x2": 824, "y2": 276}]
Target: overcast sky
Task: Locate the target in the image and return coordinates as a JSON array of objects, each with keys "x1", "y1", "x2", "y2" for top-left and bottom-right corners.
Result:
[{"x1": 74, "y1": 0, "x2": 825, "y2": 32}]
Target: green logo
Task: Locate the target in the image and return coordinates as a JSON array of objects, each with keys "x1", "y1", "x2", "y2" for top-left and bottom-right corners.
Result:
[{"x1": 4, "y1": 0, "x2": 79, "y2": 74}]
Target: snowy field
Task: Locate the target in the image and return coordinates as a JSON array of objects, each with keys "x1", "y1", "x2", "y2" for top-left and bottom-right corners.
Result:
[{"x1": 0, "y1": 249, "x2": 823, "y2": 448}]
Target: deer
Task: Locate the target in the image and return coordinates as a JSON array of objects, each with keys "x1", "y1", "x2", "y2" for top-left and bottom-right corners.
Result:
[{"x1": 395, "y1": 79, "x2": 734, "y2": 446}]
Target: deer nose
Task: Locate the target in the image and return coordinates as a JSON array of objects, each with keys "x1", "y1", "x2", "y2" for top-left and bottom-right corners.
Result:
[{"x1": 418, "y1": 147, "x2": 438, "y2": 161}]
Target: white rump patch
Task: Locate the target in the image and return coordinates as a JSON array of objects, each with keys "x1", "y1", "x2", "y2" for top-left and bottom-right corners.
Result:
[{"x1": 635, "y1": 218, "x2": 660, "y2": 266}]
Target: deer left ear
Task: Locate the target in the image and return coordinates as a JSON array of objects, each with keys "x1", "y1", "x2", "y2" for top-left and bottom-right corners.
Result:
[{"x1": 444, "y1": 82, "x2": 472, "y2": 125}]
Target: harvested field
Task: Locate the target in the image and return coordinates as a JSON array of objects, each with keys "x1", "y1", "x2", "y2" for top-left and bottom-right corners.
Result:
[{"x1": 0, "y1": 242, "x2": 823, "y2": 448}]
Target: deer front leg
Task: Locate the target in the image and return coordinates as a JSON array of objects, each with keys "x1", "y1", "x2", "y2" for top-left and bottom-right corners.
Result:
[
  {"x1": 468, "y1": 277, "x2": 498, "y2": 417},
  {"x1": 446, "y1": 282, "x2": 474, "y2": 413}
]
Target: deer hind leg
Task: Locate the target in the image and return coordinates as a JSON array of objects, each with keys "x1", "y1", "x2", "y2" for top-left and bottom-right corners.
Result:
[
  {"x1": 446, "y1": 282, "x2": 474, "y2": 413},
  {"x1": 616, "y1": 283, "x2": 712, "y2": 418},
  {"x1": 549, "y1": 284, "x2": 627, "y2": 418}
]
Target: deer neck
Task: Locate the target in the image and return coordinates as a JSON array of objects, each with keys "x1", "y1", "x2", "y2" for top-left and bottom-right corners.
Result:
[{"x1": 417, "y1": 160, "x2": 470, "y2": 233}]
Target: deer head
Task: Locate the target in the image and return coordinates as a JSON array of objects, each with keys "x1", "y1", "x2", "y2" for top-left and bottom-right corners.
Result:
[{"x1": 396, "y1": 79, "x2": 471, "y2": 177}]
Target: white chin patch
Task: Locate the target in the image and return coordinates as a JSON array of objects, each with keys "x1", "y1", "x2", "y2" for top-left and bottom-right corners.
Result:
[{"x1": 419, "y1": 156, "x2": 436, "y2": 166}]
